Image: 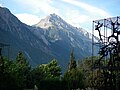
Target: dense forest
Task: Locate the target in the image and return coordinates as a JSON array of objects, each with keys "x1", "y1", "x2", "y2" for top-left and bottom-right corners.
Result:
[{"x1": 0, "y1": 51, "x2": 120, "y2": 90}]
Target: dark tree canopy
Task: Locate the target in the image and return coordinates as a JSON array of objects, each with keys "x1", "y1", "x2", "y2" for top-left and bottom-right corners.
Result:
[{"x1": 68, "y1": 50, "x2": 77, "y2": 71}]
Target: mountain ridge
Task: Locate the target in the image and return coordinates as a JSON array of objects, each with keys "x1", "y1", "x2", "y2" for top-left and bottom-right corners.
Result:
[
  {"x1": 34, "y1": 13, "x2": 95, "y2": 41},
  {"x1": 0, "y1": 6, "x2": 96, "y2": 70},
  {"x1": 35, "y1": 13, "x2": 73, "y2": 30}
]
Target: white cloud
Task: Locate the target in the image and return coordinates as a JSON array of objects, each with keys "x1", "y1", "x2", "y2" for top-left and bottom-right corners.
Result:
[
  {"x1": 62, "y1": 0, "x2": 111, "y2": 18},
  {"x1": 14, "y1": 0, "x2": 60, "y2": 25},
  {"x1": 14, "y1": 0, "x2": 111, "y2": 30},
  {"x1": 64, "y1": 9, "x2": 90, "y2": 27},
  {"x1": 15, "y1": 0, "x2": 59, "y2": 15},
  {"x1": 15, "y1": 13, "x2": 41, "y2": 25},
  {"x1": 61, "y1": 0, "x2": 111, "y2": 29},
  {"x1": 0, "y1": 3, "x2": 3, "y2": 7}
]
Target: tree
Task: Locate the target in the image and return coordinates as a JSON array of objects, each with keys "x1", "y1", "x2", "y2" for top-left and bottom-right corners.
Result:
[
  {"x1": 68, "y1": 50, "x2": 77, "y2": 71},
  {"x1": 63, "y1": 50, "x2": 85, "y2": 89},
  {"x1": 13, "y1": 51, "x2": 31, "y2": 89},
  {"x1": 31, "y1": 59, "x2": 62, "y2": 90},
  {"x1": 46, "y1": 59, "x2": 61, "y2": 79},
  {"x1": 78, "y1": 56, "x2": 105, "y2": 89},
  {"x1": 0, "y1": 56, "x2": 18, "y2": 89},
  {"x1": 63, "y1": 68, "x2": 85, "y2": 89},
  {"x1": 31, "y1": 64, "x2": 47, "y2": 89}
]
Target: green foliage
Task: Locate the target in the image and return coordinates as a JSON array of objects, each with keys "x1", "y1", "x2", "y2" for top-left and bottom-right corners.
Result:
[
  {"x1": 0, "y1": 52, "x2": 32, "y2": 89},
  {"x1": 63, "y1": 50, "x2": 85, "y2": 89},
  {"x1": 0, "y1": 57, "x2": 18, "y2": 89},
  {"x1": 31, "y1": 59, "x2": 62, "y2": 90},
  {"x1": 0, "y1": 52, "x2": 62, "y2": 90},
  {"x1": 46, "y1": 59, "x2": 61, "y2": 79},
  {"x1": 68, "y1": 50, "x2": 77, "y2": 71},
  {"x1": 78, "y1": 56, "x2": 100, "y2": 87},
  {"x1": 31, "y1": 64, "x2": 46, "y2": 89},
  {"x1": 64, "y1": 68, "x2": 85, "y2": 89},
  {"x1": 12, "y1": 52, "x2": 31, "y2": 89},
  {"x1": 1, "y1": 50, "x2": 120, "y2": 90},
  {"x1": 78, "y1": 56, "x2": 120, "y2": 90}
]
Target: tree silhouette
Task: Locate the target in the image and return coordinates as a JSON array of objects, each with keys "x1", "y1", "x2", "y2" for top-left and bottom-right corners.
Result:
[{"x1": 68, "y1": 50, "x2": 77, "y2": 71}]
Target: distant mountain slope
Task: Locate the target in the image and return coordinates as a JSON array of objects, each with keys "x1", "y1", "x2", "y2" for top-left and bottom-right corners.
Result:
[
  {"x1": 32, "y1": 13, "x2": 94, "y2": 69},
  {"x1": 0, "y1": 7, "x2": 96, "y2": 70},
  {"x1": 0, "y1": 7, "x2": 53, "y2": 65}
]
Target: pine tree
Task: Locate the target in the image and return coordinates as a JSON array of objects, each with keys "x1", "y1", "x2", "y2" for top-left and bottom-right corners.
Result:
[
  {"x1": 64, "y1": 50, "x2": 85, "y2": 89},
  {"x1": 14, "y1": 51, "x2": 31, "y2": 89},
  {"x1": 15, "y1": 51, "x2": 28, "y2": 66},
  {"x1": 68, "y1": 50, "x2": 77, "y2": 71}
]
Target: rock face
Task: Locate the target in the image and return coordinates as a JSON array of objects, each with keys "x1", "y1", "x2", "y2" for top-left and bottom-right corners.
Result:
[
  {"x1": 0, "y1": 7, "x2": 51, "y2": 66},
  {"x1": 0, "y1": 7, "x2": 96, "y2": 70}
]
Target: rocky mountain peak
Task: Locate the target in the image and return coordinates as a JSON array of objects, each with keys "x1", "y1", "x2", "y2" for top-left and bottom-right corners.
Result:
[
  {"x1": 49, "y1": 13, "x2": 60, "y2": 19},
  {"x1": 35, "y1": 13, "x2": 70, "y2": 29}
]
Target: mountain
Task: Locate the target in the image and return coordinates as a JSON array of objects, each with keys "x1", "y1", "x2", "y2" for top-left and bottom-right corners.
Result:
[
  {"x1": 32, "y1": 13, "x2": 94, "y2": 69},
  {"x1": 0, "y1": 7, "x2": 52, "y2": 65},
  {"x1": 0, "y1": 7, "x2": 96, "y2": 70}
]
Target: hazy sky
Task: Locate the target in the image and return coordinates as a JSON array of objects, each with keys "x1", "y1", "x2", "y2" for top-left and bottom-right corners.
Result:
[{"x1": 0, "y1": 0, "x2": 120, "y2": 32}]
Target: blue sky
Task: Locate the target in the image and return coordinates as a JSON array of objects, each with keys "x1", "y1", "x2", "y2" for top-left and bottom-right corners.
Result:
[{"x1": 0, "y1": 0, "x2": 120, "y2": 32}]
